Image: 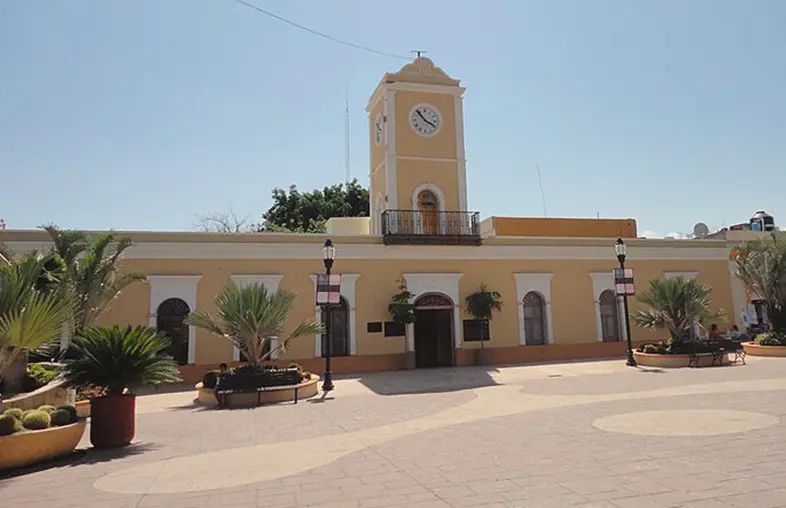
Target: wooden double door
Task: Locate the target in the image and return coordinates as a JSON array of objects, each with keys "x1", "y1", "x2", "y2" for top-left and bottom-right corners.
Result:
[{"x1": 414, "y1": 308, "x2": 454, "y2": 368}]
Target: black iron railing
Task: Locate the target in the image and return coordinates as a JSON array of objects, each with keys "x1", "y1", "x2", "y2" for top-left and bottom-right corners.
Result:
[{"x1": 381, "y1": 210, "x2": 481, "y2": 245}]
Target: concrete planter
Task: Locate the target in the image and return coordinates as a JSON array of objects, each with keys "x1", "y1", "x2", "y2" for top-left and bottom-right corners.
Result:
[
  {"x1": 196, "y1": 374, "x2": 319, "y2": 408},
  {"x1": 742, "y1": 342, "x2": 786, "y2": 357},
  {"x1": 0, "y1": 420, "x2": 86, "y2": 471},
  {"x1": 75, "y1": 400, "x2": 91, "y2": 418},
  {"x1": 632, "y1": 351, "x2": 721, "y2": 368},
  {"x1": 0, "y1": 379, "x2": 76, "y2": 413}
]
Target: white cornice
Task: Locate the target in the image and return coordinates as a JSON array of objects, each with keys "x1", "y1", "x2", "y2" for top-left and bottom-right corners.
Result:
[{"x1": 2, "y1": 241, "x2": 730, "y2": 261}]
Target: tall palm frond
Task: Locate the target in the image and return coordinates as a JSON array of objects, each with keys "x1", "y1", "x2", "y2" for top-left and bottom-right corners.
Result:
[
  {"x1": 734, "y1": 234, "x2": 786, "y2": 333},
  {"x1": 186, "y1": 282, "x2": 323, "y2": 365},
  {"x1": 633, "y1": 277, "x2": 726, "y2": 340},
  {"x1": 0, "y1": 257, "x2": 74, "y2": 385}
]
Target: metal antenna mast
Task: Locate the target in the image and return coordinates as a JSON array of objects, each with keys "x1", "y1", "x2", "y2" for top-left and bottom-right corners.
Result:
[{"x1": 345, "y1": 86, "x2": 350, "y2": 185}]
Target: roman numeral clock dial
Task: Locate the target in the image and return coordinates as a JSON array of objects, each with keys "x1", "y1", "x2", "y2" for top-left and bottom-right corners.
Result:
[{"x1": 409, "y1": 105, "x2": 441, "y2": 137}]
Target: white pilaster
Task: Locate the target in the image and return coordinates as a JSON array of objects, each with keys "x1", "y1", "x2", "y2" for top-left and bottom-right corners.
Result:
[
  {"x1": 513, "y1": 273, "x2": 555, "y2": 346},
  {"x1": 230, "y1": 274, "x2": 283, "y2": 360},
  {"x1": 454, "y1": 93, "x2": 468, "y2": 212},
  {"x1": 384, "y1": 90, "x2": 398, "y2": 210},
  {"x1": 149, "y1": 275, "x2": 202, "y2": 364},
  {"x1": 729, "y1": 260, "x2": 747, "y2": 327}
]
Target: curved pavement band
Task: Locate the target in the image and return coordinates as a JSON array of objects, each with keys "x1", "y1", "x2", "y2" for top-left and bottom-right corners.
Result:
[
  {"x1": 96, "y1": 375, "x2": 786, "y2": 495},
  {"x1": 5, "y1": 357, "x2": 786, "y2": 508}
]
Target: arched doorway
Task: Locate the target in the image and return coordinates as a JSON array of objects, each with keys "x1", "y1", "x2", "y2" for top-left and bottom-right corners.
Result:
[
  {"x1": 599, "y1": 290, "x2": 621, "y2": 342},
  {"x1": 322, "y1": 297, "x2": 350, "y2": 357},
  {"x1": 417, "y1": 190, "x2": 439, "y2": 235},
  {"x1": 413, "y1": 293, "x2": 454, "y2": 368},
  {"x1": 156, "y1": 298, "x2": 191, "y2": 365},
  {"x1": 523, "y1": 292, "x2": 547, "y2": 346}
]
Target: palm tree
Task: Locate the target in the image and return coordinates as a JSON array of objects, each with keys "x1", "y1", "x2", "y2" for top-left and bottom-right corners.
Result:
[
  {"x1": 43, "y1": 226, "x2": 146, "y2": 347},
  {"x1": 185, "y1": 282, "x2": 323, "y2": 366},
  {"x1": 61, "y1": 326, "x2": 182, "y2": 396},
  {"x1": 734, "y1": 234, "x2": 786, "y2": 336},
  {"x1": 633, "y1": 277, "x2": 725, "y2": 341},
  {"x1": 0, "y1": 253, "x2": 74, "y2": 390}
]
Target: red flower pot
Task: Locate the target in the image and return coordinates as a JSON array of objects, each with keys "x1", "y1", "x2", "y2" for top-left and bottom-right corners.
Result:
[{"x1": 89, "y1": 394, "x2": 136, "y2": 449}]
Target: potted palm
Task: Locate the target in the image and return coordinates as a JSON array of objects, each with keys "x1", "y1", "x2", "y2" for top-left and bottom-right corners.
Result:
[
  {"x1": 734, "y1": 234, "x2": 786, "y2": 343},
  {"x1": 465, "y1": 284, "x2": 502, "y2": 366},
  {"x1": 388, "y1": 279, "x2": 417, "y2": 369},
  {"x1": 61, "y1": 326, "x2": 181, "y2": 448}
]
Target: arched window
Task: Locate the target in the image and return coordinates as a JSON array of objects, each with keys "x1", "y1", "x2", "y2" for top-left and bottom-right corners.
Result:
[
  {"x1": 523, "y1": 292, "x2": 547, "y2": 346},
  {"x1": 415, "y1": 293, "x2": 453, "y2": 308},
  {"x1": 322, "y1": 297, "x2": 350, "y2": 357},
  {"x1": 156, "y1": 298, "x2": 191, "y2": 365},
  {"x1": 417, "y1": 190, "x2": 439, "y2": 235},
  {"x1": 599, "y1": 290, "x2": 621, "y2": 342}
]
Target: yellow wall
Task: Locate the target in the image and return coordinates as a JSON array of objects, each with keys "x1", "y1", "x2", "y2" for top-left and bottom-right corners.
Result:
[
  {"x1": 396, "y1": 159, "x2": 460, "y2": 210},
  {"x1": 100, "y1": 255, "x2": 733, "y2": 365},
  {"x1": 491, "y1": 217, "x2": 638, "y2": 238}
]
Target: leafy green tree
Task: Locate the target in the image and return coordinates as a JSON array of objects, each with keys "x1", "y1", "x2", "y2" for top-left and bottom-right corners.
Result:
[
  {"x1": 734, "y1": 234, "x2": 786, "y2": 335},
  {"x1": 633, "y1": 277, "x2": 725, "y2": 341},
  {"x1": 258, "y1": 179, "x2": 369, "y2": 233},
  {"x1": 185, "y1": 282, "x2": 323, "y2": 365}
]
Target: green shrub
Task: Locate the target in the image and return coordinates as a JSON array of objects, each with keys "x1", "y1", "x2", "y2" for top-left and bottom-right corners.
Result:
[
  {"x1": 0, "y1": 414, "x2": 21, "y2": 436},
  {"x1": 3, "y1": 407, "x2": 24, "y2": 421},
  {"x1": 22, "y1": 363, "x2": 59, "y2": 392},
  {"x1": 756, "y1": 333, "x2": 786, "y2": 346},
  {"x1": 642, "y1": 344, "x2": 660, "y2": 354},
  {"x1": 56, "y1": 405, "x2": 78, "y2": 423},
  {"x1": 22, "y1": 410, "x2": 51, "y2": 430},
  {"x1": 49, "y1": 409, "x2": 73, "y2": 427},
  {"x1": 37, "y1": 404, "x2": 56, "y2": 414}
]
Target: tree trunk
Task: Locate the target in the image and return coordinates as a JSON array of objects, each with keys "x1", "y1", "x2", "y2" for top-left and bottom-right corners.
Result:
[{"x1": 2, "y1": 350, "x2": 27, "y2": 395}]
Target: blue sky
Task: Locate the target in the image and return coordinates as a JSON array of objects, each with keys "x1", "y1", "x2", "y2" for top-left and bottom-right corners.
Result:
[{"x1": 1, "y1": 0, "x2": 784, "y2": 237}]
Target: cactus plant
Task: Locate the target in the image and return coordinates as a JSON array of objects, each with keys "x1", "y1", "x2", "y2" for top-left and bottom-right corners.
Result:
[
  {"x1": 49, "y1": 409, "x2": 73, "y2": 427},
  {"x1": 22, "y1": 410, "x2": 51, "y2": 430},
  {"x1": 56, "y1": 405, "x2": 78, "y2": 423},
  {"x1": 3, "y1": 407, "x2": 24, "y2": 421},
  {"x1": 0, "y1": 414, "x2": 21, "y2": 436},
  {"x1": 37, "y1": 404, "x2": 56, "y2": 414}
]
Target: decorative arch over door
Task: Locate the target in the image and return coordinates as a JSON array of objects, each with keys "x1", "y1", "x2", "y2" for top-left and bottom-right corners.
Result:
[
  {"x1": 415, "y1": 292, "x2": 454, "y2": 309},
  {"x1": 156, "y1": 298, "x2": 191, "y2": 365},
  {"x1": 522, "y1": 291, "x2": 547, "y2": 346},
  {"x1": 598, "y1": 290, "x2": 621, "y2": 342}
]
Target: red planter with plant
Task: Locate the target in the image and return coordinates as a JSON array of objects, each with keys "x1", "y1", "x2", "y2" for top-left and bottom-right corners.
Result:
[
  {"x1": 62, "y1": 326, "x2": 181, "y2": 449},
  {"x1": 89, "y1": 394, "x2": 136, "y2": 448}
]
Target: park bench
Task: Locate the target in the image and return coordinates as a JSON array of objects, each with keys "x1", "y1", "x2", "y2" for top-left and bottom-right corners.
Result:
[
  {"x1": 688, "y1": 339, "x2": 746, "y2": 368},
  {"x1": 214, "y1": 367, "x2": 302, "y2": 408},
  {"x1": 688, "y1": 349, "x2": 726, "y2": 368}
]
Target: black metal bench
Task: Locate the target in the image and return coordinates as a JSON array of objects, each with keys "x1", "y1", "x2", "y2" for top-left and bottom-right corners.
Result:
[
  {"x1": 214, "y1": 368, "x2": 302, "y2": 409},
  {"x1": 689, "y1": 349, "x2": 726, "y2": 368}
]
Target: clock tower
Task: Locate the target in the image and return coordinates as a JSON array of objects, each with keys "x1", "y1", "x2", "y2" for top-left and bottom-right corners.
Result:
[{"x1": 366, "y1": 57, "x2": 469, "y2": 238}]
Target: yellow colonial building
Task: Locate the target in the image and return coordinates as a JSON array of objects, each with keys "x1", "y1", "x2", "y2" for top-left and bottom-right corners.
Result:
[{"x1": 1, "y1": 58, "x2": 747, "y2": 382}]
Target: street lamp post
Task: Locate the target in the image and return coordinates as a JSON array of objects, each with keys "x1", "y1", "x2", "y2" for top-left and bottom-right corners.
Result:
[
  {"x1": 321, "y1": 239, "x2": 336, "y2": 392},
  {"x1": 615, "y1": 238, "x2": 637, "y2": 367}
]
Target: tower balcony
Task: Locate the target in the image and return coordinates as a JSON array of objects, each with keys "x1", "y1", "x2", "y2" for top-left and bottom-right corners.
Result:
[{"x1": 381, "y1": 210, "x2": 482, "y2": 246}]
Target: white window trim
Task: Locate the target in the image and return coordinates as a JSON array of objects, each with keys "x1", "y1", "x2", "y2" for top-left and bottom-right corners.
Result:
[
  {"x1": 148, "y1": 275, "x2": 202, "y2": 365},
  {"x1": 514, "y1": 273, "x2": 555, "y2": 346},
  {"x1": 309, "y1": 273, "x2": 360, "y2": 358},
  {"x1": 411, "y1": 183, "x2": 447, "y2": 235},
  {"x1": 403, "y1": 273, "x2": 463, "y2": 350},
  {"x1": 589, "y1": 272, "x2": 626, "y2": 343},
  {"x1": 230, "y1": 274, "x2": 283, "y2": 361}
]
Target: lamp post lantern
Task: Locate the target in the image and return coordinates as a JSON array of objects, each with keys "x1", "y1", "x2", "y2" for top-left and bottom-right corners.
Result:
[
  {"x1": 615, "y1": 238, "x2": 637, "y2": 367},
  {"x1": 321, "y1": 239, "x2": 336, "y2": 392}
]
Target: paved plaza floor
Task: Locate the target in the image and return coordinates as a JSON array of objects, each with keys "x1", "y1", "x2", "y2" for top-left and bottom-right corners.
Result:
[{"x1": 3, "y1": 357, "x2": 786, "y2": 507}]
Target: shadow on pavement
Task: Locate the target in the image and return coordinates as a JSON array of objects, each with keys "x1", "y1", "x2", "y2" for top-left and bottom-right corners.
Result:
[
  {"x1": 347, "y1": 366, "x2": 500, "y2": 396},
  {"x1": 0, "y1": 442, "x2": 160, "y2": 481}
]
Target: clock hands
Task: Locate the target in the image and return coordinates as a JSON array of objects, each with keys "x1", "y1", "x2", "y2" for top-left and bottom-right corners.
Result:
[{"x1": 416, "y1": 110, "x2": 436, "y2": 129}]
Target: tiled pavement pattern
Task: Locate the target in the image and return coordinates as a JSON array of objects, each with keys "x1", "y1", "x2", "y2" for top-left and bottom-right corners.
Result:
[{"x1": 3, "y1": 358, "x2": 786, "y2": 507}]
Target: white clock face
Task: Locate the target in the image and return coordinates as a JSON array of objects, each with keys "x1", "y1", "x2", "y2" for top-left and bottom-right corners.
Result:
[
  {"x1": 374, "y1": 114, "x2": 383, "y2": 145},
  {"x1": 409, "y1": 105, "x2": 441, "y2": 137}
]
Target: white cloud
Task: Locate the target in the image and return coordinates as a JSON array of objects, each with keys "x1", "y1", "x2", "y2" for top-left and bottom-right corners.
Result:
[{"x1": 638, "y1": 230, "x2": 662, "y2": 239}]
